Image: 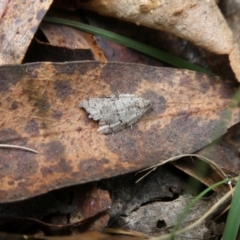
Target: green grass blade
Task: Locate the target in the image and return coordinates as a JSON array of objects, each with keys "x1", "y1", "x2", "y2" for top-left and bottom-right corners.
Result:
[
  {"x1": 222, "y1": 175, "x2": 240, "y2": 240},
  {"x1": 43, "y1": 17, "x2": 214, "y2": 75}
]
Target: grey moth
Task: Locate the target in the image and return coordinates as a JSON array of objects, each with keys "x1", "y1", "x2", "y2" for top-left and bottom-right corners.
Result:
[{"x1": 80, "y1": 94, "x2": 151, "y2": 134}]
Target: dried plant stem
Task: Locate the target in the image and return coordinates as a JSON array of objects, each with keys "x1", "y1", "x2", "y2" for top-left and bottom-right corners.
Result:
[{"x1": 0, "y1": 144, "x2": 38, "y2": 153}]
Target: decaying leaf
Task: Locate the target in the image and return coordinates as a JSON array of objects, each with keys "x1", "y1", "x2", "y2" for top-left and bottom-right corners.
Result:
[
  {"x1": 40, "y1": 18, "x2": 107, "y2": 62},
  {"x1": 0, "y1": 61, "x2": 239, "y2": 202},
  {"x1": 0, "y1": 0, "x2": 53, "y2": 65}
]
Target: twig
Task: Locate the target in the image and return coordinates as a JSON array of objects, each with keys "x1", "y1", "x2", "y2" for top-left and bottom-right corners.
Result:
[{"x1": 0, "y1": 144, "x2": 38, "y2": 153}]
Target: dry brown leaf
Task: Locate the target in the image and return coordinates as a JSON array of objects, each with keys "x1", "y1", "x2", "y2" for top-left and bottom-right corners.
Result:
[
  {"x1": 0, "y1": 0, "x2": 53, "y2": 65},
  {"x1": 40, "y1": 22, "x2": 107, "y2": 62},
  {"x1": 77, "y1": 0, "x2": 240, "y2": 81},
  {"x1": 0, "y1": 61, "x2": 239, "y2": 203},
  {"x1": 196, "y1": 122, "x2": 240, "y2": 176},
  {"x1": 69, "y1": 185, "x2": 111, "y2": 232},
  {"x1": 171, "y1": 156, "x2": 230, "y2": 192},
  {"x1": 24, "y1": 39, "x2": 95, "y2": 63},
  {"x1": 40, "y1": 11, "x2": 107, "y2": 62}
]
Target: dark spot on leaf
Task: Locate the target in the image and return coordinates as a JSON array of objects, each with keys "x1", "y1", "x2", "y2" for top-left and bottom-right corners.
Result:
[
  {"x1": 0, "y1": 148, "x2": 38, "y2": 178},
  {"x1": 198, "y1": 75, "x2": 212, "y2": 94},
  {"x1": 40, "y1": 167, "x2": 54, "y2": 178},
  {"x1": 51, "y1": 109, "x2": 63, "y2": 120},
  {"x1": 54, "y1": 80, "x2": 72, "y2": 100},
  {"x1": 52, "y1": 158, "x2": 72, "y2": 173},
  {"x1": 8, "y1": 181, "x2": 15, "y2": 186},
  {"x1": 23, "y1": 81, "x2": 50, "y2": 116},
  {"x1": 0, "y1": 128, "x2": 22, "y2": 143},
  {"x1": 99, "y1": 158, "x2": 110, "y2": 164},
  {"x1": 78, "y1": 159, "x2": 102, "y2": 175},
  {"x1": 40, "y1": 159, "x2": 72, "y2": 178},
  {"x1": 71, "y1": 171, "x2": 81, "y2": 179},
  {"x1": 10, "y1": 101, "x2": 18, "y2": 110},
  {"x1": 179, "y1": 74, "x2": 193, "y2": 87},
  {"x1": 40, "y1": 122, "x2": 47, "y2": 129},
  {"x1": 77, "y1": 61, "x2": 100, "y2": 75},
  {"x1": 79, "y1": 159, "x2": 97, "y2": 172},
  {"x1": 101, "y1": 63, "x2": 163, "y2": 93},
  {"x1": 76, "y1": 127, "x2": 82, "y2": 132},
  {"x1": 43, "y1": 141, "x2": 66, "y2": 162},
  {"x1": 25, "y1": 119, "x2": 39, "y2": 135},
  {"x1": 105, "y1": 130, "x2": 142, "y2": 163},
  {"x1": 34, "y1": 98, "x2": 50, "y2": 114},
  {"x1": 143, "y1": 91, "x2": 167, "y2": 115},
  {"x1": 0, "y1": 66, "x2": 24, "y2": 92}
]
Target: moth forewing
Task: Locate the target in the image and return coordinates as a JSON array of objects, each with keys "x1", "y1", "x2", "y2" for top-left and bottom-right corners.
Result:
[{"x1": 80, "y1": 94, "x2": 151, "y2": 134}]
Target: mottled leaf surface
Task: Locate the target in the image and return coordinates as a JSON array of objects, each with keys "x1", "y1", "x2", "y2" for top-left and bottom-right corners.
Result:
[
  {"x1": 0, "y1": 0, "x2": 53, "y2": 64},
  {"x1": 0, "y1": 61, "x2": 239, "y2": 202}
]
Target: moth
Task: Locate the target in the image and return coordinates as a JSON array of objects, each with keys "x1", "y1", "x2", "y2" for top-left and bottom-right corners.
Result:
[{"x1": 80, "y1": 94, "x2": 151, "y2": 134}]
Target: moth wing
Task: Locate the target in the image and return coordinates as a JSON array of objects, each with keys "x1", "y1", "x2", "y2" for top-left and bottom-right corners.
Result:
[
  {"x1": 98, "y1": 121, "x2": 127, "y2": 134},
  {"x1": 98, "y1": 100, "x2": 151, "y2": 134},
  {"x1": 113, "y1": 97, "x2": 151, "y2": 126},
  {"x1": 118, "y1": 105, "x2": 150, "y2": 127},
  {"x1": 80, "y1": 98, "x2": 112, "y2": 121},
  {"x1": 98, "y1": 96, "x2": 150, "y2": 123},
  {"x1": 81, "y1": 95, "x2": 151, "y2": 134}
]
